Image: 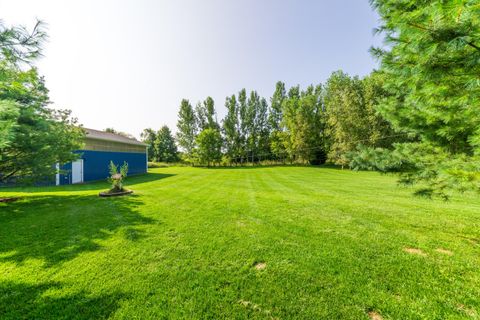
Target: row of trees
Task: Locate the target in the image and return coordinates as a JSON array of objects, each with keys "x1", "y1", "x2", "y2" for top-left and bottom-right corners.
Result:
[
  {"x1": 3, "y1": 0, "x2": 477, "y2": 198},
  {"x1": 172, "y1": 72, "x2": 398, "y2": 167}
]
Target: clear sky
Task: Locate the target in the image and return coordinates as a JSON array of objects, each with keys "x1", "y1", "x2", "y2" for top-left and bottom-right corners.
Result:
[{"x1": 0, "y1": 0, "x2": 382, "y2": 138}]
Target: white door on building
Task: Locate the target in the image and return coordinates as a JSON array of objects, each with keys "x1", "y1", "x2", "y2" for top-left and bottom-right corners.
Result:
[{"x1": 71, "y1": 159, "x2": 84, "y2": 184}]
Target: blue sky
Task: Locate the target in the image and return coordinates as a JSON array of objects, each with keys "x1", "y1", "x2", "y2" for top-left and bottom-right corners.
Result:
[{"x1": 0, "y1": 0, "x2": 382, "y2": 137}]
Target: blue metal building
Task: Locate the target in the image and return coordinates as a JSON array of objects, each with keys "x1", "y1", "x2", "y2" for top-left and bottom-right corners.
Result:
[{"x1": 57, "y1": 128, "x2": 147, "y2": 185}]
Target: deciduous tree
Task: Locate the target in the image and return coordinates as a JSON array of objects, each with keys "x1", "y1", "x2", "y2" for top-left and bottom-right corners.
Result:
[
  {"x1": 140, "y1": 128, "x2": 157, "y2": 161},
  {"x1": 195, "y1": 128, "x2": 222, "y2": 167},
  {"x1": 176, "y1": 99, "x2": 197, "y2": 162}
]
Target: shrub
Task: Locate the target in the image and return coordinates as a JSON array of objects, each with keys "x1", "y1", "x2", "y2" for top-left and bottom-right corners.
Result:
[{"x1": 108, "y1": 161, "x2": 128, "y2": 192}]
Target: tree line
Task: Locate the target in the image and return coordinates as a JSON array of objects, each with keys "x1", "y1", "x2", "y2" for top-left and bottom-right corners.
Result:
[
  {"x1": 166, "y1": 71, "x2": 399, "y2": 167},
  {"x1": 143, "y1": 0, "x2": 480, "y2": 199},
  {"x1": 2, "y1": 0, "x2": 478, "y2": 198}
]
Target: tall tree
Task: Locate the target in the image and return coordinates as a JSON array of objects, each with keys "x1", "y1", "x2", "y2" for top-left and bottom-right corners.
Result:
[
  {"x1": 222, "y1": 94, "x2": 239, "y2": 162},
  {"x1": 237, "y1": 89, "x2": 248, "y2": 162},
  {"x1": 324, "y1": 71, "x2": 396, "y2": 167},
  {"x1": 256, "y1": 97, "x2": 270, "y2": 159},
  {"x1": 367, "y1": 0, "x2": 480, "y2": 198},
  {"x1": 281, "y1": 85, "x2": 301, "y2": 161},
  {"x1": 269, "y1": 81, "x2": 286, "y2": 159},
  {"x1": 245, "y1": 91, "x2": 260, "y2": 161},
  {"x1": 196, "y1": 128, "x2": 222, "y2": 167},
  {"x1": 0, "y1": 21, "x2": 84, "y2": 184},
  {"x1": 282, "y1": 85, "x2": 326, "y2": 164},
  {"x1": 155, "y1": 125, "x2": 178, "y2": 162},
  {"x1": 176, "y1": 99, "x2": 197, "y2": 162},
  {"x1": 269, "y1": 81, "x2": 286, "y2": 132},
  {"x1": 196, "y1": 96, "x2": 219, "y2": 131},
  {"x1": 140, "y1": 128, "x2": 157, "y2": 161}
]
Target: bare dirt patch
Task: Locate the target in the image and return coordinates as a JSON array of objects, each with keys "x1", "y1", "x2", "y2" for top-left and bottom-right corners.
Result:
[
  {"x1": 254, "y1": 262, "x2": 267, "y2": 270},
  {"x1": 368, "y1": 311, "x2": 383, "y2": 320},
  {"x1": 0, "y1": 197, "x2": 20, "y2": 203},
  {"x1": 457, "y1": 304, "x2": 478, "y2": 317},
  {"x1": 238, "y1": 300, "x2": 261, "y2": 311},
  {"x1": 236, "y1": 221, "x2": 246, "y2": 227},
  {"x1": 435, "y1": 248, "x2": 453, "y2": 256},
  {"x1": 403, "y1": 247, "x2": 427, "y2": 256}
]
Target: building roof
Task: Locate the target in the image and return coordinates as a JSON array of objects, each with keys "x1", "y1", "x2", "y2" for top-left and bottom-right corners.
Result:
[{"x1": 84, "y1": 128, "x2": 147, "y2": 146}]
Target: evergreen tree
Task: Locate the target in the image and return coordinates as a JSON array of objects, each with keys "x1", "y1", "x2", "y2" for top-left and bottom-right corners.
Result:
[
  {"x1": 368, "y1": 0, "x2": 480, "y2": 197},
  {"x1": 155, "y1": 125, "x2": 178, "y2": 162},
  {"x1": 176, "y1": 99, "x2": 197, "y2": 162}
]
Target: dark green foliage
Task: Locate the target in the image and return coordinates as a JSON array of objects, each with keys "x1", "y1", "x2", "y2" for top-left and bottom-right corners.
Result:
[
  {"x1": 245, "y1": 91, "x2": 270, "y2": 161},
  {"x1": 369, "y1": 0, "x2": 480, "y2": 197},
  {"x1": 154, "y1": 125, "x2": 178, "y2": 163},
  {"x1": 0, "y1": 21, "x2": 84, "y2": 184},
  {"x1": 222, "y1": 94, "x2": 240, "y2": 161},
  {"x1": 0, "y1": 100, "x2": 19, "y2": 152},
  {"x1": 256, "y1": 97, "x2": 270, "y2": 159},
  {"x1": 0, "y1": 20, "x2": 47, "y2": 64},
  {"x1": 348, "y1": 144, "x2": 406, "y2": 173}
]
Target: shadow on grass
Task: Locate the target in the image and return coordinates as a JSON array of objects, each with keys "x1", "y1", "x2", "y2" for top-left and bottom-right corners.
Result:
[
  {"x1": 0, "y1": 193, "x2": 154, "y2": 266},
  {"x1": 0, "y1": 172, "x2": 175, "y2": 194},
  {"x1": 0, "y1": 281, "x2": 127, "y2": 319}
]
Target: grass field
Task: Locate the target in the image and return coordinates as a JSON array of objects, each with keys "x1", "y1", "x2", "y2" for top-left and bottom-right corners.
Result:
[{"x1": 1, "y1": 166, "x2": 479, "y2": 319}]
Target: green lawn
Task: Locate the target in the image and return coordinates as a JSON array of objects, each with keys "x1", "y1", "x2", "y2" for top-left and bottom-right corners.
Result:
[{"x1": 1, "y1": 166, "x2": 479, "y2": 319}]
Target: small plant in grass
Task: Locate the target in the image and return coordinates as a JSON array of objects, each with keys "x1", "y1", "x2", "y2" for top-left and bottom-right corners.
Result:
[{"x1": 108, "y1": 161, "x2": 128, "y2": 193}]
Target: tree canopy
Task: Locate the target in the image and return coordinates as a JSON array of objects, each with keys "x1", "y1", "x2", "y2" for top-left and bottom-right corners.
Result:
[
  {"x1": 155, "y1": 125, "x2": 178, "y2": 163},
  {"x1": 0, "y1": 20, "x2": 83, "y2": 184},
  {"x1": 363, "y1": 0, "x2": 480, "y2": 198}
]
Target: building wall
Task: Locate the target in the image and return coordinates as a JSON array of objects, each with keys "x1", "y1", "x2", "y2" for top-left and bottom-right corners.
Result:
[
  {"x1": 84, "y1": 138, "x2": 146, "y2": 153},
  {"x1": 59, "y1": 149, "x2": 147, "y2": 185}
]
